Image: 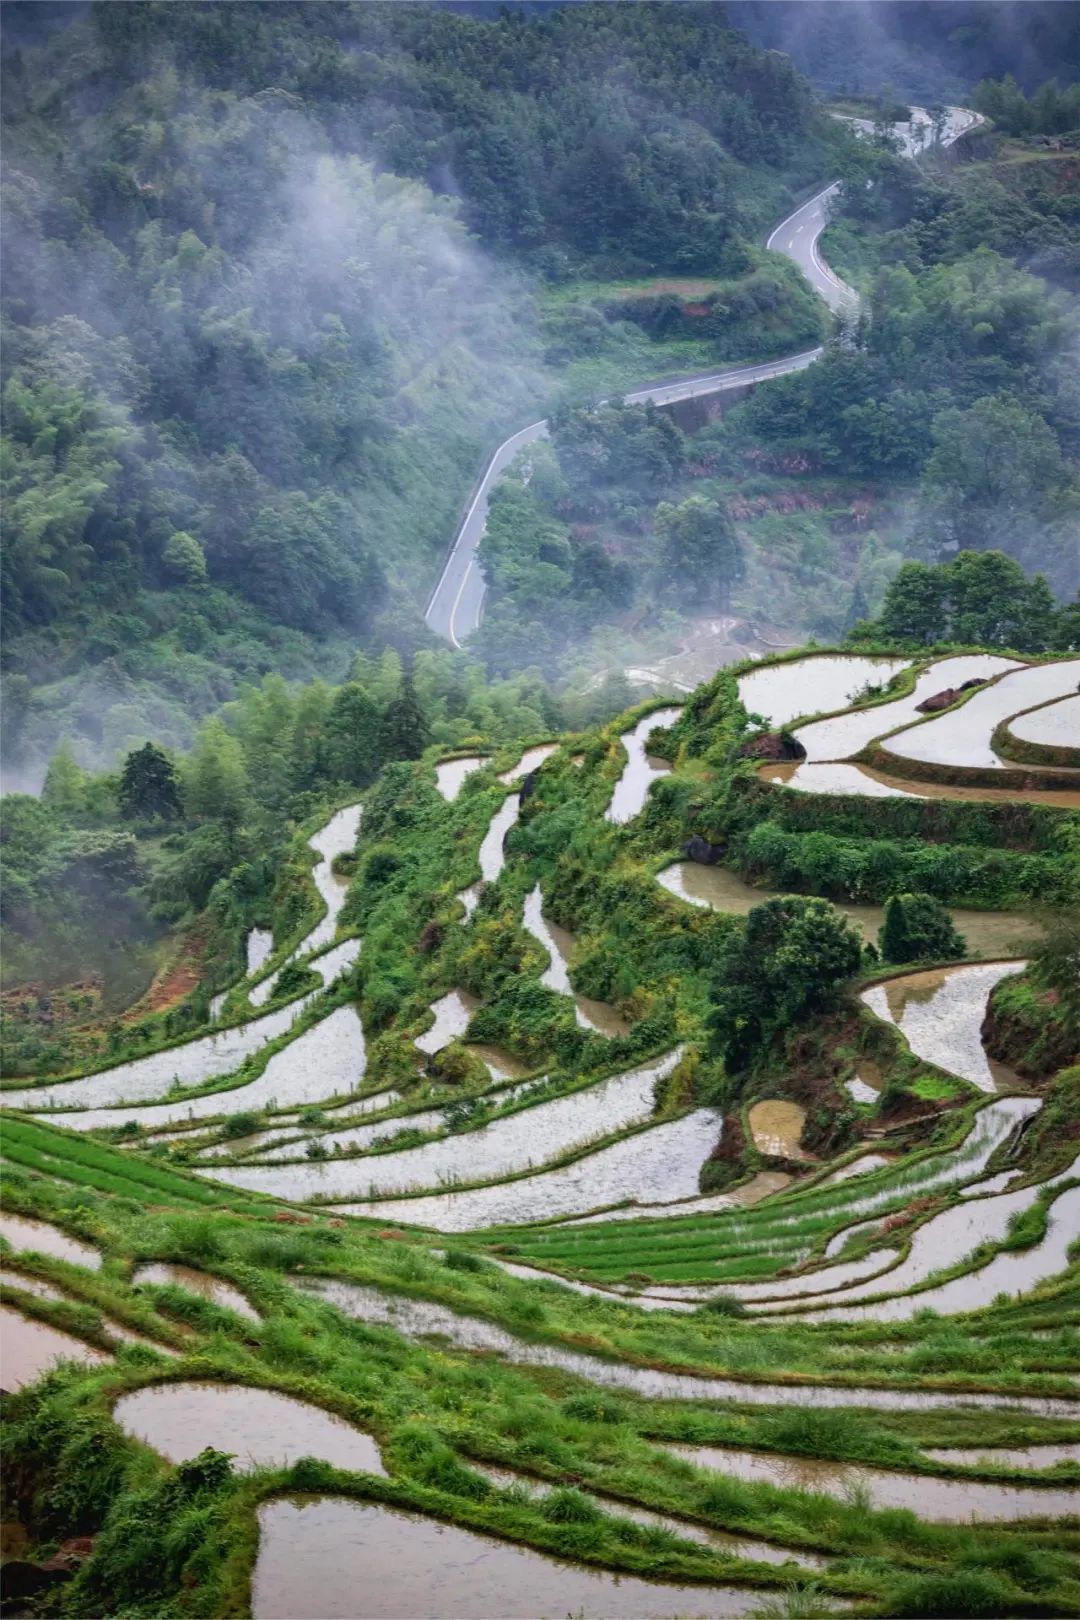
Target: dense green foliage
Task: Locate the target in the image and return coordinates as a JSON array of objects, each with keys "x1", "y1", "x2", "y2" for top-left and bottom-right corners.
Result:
[
  {"x1": 0, "y1": 0, "x2": 843, "y2": 771},
  {"x1": 0, "y1": 649, "x2": 565, "y2": 1072},
  {"x1": 879, "y1": 891, "x2": 968, "y2": 964},
  {"x1": 856, "y1": 551, "x2": 1074, "y2": 652},
  {"x1": 708, "y1": 895, "x2": 864, "y2": 1070}
]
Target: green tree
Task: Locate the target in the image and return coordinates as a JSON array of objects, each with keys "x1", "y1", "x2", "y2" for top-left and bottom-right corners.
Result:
[
  {"x1": 380, "y1": 669, "x2": 431, "y2": 762},
  {"x1": 119, "y1": 742, "x2": 182, "y2": 821},
  {"x1": 40, "y1": 740, "x2": 89, "y2": 817},
  {"x1": 709, "y1": 896, "x2": 864, "y2": 1071},
  {"x1": 875, "y1": 561, "x2": 949, "y2": 643},
  {"x1": 326, "y1": 683, "x2": 382, "y2": 786},
  {"x1": 923, "y1": 395, "x2": 1072, "y2": 558},
  {"x1": 654, "y1": 496, "x2": 744, "y2": 611},
  {"x1": 879, "y1": 893, "x2": 967, "y2": 964},
  {"x1": 162, "y1": 530, "x2": 208, "y2": 585},
  {"x1": 183, "y1": 720, "x2": 250, "y2": 831}
]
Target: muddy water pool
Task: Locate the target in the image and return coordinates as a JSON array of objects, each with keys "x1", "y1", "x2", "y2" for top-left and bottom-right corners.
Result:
[
  {"x1": 522, "y1": 884, "x2": 630, "y2": 1035},
  {"x1": 251, "y1": 1497, "x2": 763, "y2": 1619},
  {"x1": 132, "y1": 1263, "x2": 259, "y2": 1322},
  {"x1": 922, "y1": 1444, "x2": 1080, "y2": 1471},
  {"x1": 38, "y1": 1002, "x2": 369, "y2": 1132},
  {"x1": 657, "y1": 863, "x2": 1040, "y2": 959},
  {"x1": 862, "y1": 963, "x2": 1025, "y2": 1092},
  {"x1": 737, "y1": 656, "x2": 908, "y2": 730},
  {"x1": 667, "y1": 1444, "x2": 1077, "y2": 1522},
  {"x1": 249, "y1": 805, "x2": 362, "y2": 1006},
  {"x1": 887, "y1": 659, "x2": 1080, "y2": 769},
  {"x1": 201, "y1": 1052, "x2": 681, "y2": 1203},
  {"x1": 1, "y1": 1304, "x2": 110, "y2": 1387},
  {"x1": 0, "y1": 1212, "x2": 101, "y2": 1269},
  {"x1": 1, "y1": 1268, "x2": 65, "y2": 1301},
  {"x1": 761, "y1": 759, "x2": 1080, "y2": 808},
  {"x1": 792, "y1": 656, "x2": 1021, "y2": 761},
  {"x1": 747, "y1": 1101, "x2": 807, "y2": 1158},
  {"x1": 605, "y1": 708, "x2": 683, "y2": 825},
  {"x1": 299, "y1": 1279, "x2": 1078, "y2": 1417},
  {"x1": 113, "y1": 1381, "x2": 386, "y2": 1474},
  {"x1": 331, "y1": 1108, "x2": 722, "y2": 1231}
]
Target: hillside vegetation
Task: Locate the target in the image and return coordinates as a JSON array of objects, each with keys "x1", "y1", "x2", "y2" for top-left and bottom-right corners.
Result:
[
  {"x1": 1, "y1": 1, "x2": 847, "y2": 774},
  {"x1": 1, "y1": 640, "x2": 1078, "y2": 1618}
]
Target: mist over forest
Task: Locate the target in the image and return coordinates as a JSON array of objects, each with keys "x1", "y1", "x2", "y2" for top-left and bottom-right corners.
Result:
[
  {"x1": 1, "y1": 0, "x2": 1078, "y2": 787},
  {"x1": 1, "y1": 14, "x2": 1080, "y2": 1616}
]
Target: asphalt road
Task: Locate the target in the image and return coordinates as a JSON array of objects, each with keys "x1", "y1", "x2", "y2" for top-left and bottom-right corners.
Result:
[{"x1": 425, "y1": 108, "x2": 978, "y2": 646}]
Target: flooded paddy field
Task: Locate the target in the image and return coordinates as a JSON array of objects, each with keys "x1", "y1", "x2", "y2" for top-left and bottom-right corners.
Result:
[
  {"x1": 736, "y1": 655, "x2": 909, "y2": 730},
  {"x1": 251, "y1": 1497, "x2": 764, "y2": 1619},
  {"x1": 667, "y1": 1443, "x2": 1079, "y2": 1522},
  {"x1": 201, "y1": 1051, "x2": 682, "y2": 1203},
  {"x1": 114, "y1": 1382, "x2": 386, "y2": 1474},
  {"x1": 0, "y1": 1303, "x2": 111, "y2": 1387},
  {"x1": 886, "y1": 659, "x2": 1080, "y2": 769},
  {"x1": 605, "y1": 708, "x2": 682, "y2": 824},
  {"x1": 657, "y1": 863, "x2": 1041, "y2": 958}
]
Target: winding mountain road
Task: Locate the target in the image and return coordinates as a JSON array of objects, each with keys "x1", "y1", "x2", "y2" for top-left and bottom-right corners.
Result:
[{"x1": 425, "y1": 107, "x2": 979, "y2": 647}]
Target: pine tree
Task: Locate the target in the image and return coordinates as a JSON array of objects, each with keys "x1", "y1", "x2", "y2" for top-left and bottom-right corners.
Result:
[
  {"x1": 119, "y1": 742, "x2": 182, "y2": 820},
  {"x1": 379, "y1": 669, "x2": 431, "y2": 761}
]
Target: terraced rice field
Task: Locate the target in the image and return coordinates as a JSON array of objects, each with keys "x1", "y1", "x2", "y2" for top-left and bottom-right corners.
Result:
[
  {"x1": 886, "y1": 659, "x2": 1080, "y2": 768},
  {"x1": 3, "y1": 644, "x2": 1077, "y2": 1620}
]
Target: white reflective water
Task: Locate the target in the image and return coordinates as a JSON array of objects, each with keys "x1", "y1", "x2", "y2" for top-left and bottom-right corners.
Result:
[
  {"x1": 521, "y1": 884, "x2": 629, "y2": 1035},
  {"x1": 416, "y1": 989, "x2": 479, "y2": 1055},
  {"x1": 737, "y1": 656, "x2": 908, "y2": 731},
  {"x1": 887, "y1": 659, "x2": 1080, "y2": 768},
  {"x1": 249, "y1": 806, "x2": 362, "y2": 1006},
  {"x1": 764, "y1": 761, "x2": 925, "y2": 798},
  {"x1": 435, "y1": 755, "x2": 489, "y2": 801},
  {"x1": 792, "y1": 656, "x2": 1022, "y2": 761},
  {"x1": 211, "y1": 928, "x2": 274, "y2": 1020},
  {"x1": 1008, "y1": 693, "x2": 1080, "y2": 748},
  {"x1": 862, "y1": 963, "x2": 1025, "y2": 1093},
  {"x1": 499, "y1": 743, "x2": 557, "y2": 784},
  {"x1": 200, "y1": 1052, "x2": 681, "y2": 1204},
  {"x1": 3, "y1": 992, "x2": 321, "y2": 1114},
  {"x1": 332, "y1": 1109, "x2": 722, "y2": 1231},
  {"x1": 30, "y1": 1001, "x2": 367, "y2": 1131},
  {"x1": 605, "y1": 708, "x2": 682, "y2": 825},
  {"x1": 457, "y1": 793, "x2": 521, "y2": 918},
  {"x1": 785, "y1": 1179, "x2": 1080, "y2": 1324},
  {"x1": 300, "y1": 1279, "x2": 1078, "y2": 1417}
]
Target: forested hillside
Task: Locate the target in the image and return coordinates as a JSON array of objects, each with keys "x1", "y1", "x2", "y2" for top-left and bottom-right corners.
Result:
[{"x1": 1, "y1": 1, "x2": 843, "y2": 778}]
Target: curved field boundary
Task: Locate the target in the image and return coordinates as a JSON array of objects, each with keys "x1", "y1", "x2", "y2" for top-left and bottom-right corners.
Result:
[{"x1": 993, "y1": 695, "x2": 1080, "y2": 771}]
